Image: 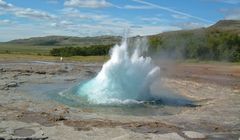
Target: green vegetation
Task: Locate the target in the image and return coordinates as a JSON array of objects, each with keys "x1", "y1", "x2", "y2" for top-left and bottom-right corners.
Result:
[
  {"x1": 148, "y1": 29, "x2": 240, "y2": 62},
  {"x1": 0, "y1": 44, "x2": 58, "y2": 55},
  {"x1": 50, "y1": 44, "x2": 113, "y2": 57},
  {"x1": 147, "y1": 20, "x2": 240, "y2": 62}
]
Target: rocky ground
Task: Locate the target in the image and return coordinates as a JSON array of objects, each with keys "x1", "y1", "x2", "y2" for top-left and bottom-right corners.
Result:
[{"x1": 0, "y1": 60, "x2": 239, "y2": 140}]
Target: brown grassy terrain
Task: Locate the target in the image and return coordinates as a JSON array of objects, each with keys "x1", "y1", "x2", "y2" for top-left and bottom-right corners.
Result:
[
  {"x1": 159, "y1": 61, "x2": 240, "y2": 89},
  {"x1": 0, "y1": 54, "x2": 109, "y2": 62}
]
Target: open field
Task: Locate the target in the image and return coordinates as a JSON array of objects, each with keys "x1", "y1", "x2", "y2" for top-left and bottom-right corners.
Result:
[
  {"x1": 1, "y1": 53, "x2": 240, "y2": 63},
  {"x1": 0, "y1": 54, "x2": 109, "y2": 62},
  {"x1": 0, "y1": 44, "x2": 58, "y2": 55},
  {"x1": 158, "y1": 61, "x2": 240, "y2": 89}
]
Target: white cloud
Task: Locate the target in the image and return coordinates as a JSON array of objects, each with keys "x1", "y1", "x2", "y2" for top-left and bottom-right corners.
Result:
[
  {"x1": 0, "y1": 19, "x2": 12, "y2": 24},
  {"x1": 51, "y1": 20, "x2": 74, "y2": 27},
  {"x1": 0, "y1": 23, "x2": 80, "y2": 41},
  {"x1": 176, "y1": 22, "x2": 208, "y2": 29},
  {"x1": 132, "y1": 0, "x2": 213, "y2": 23},
  {"x1": 0, "y1": 0, "x2": 13, "y2": 9},
  {"x1": 61, "y1": 8, "x2": 108, "y2": 20},
  {"x1": 50, "y1": 22, "x2": 123, "y2": 37},
  {"x1": 140, "y1": 17, "x2": 163, "y2": 22},
  {"x1": 64, "y1": 0, "x2": 112, "y2": 8},
  {"x1": 123, "y1": 5, "x2": 153, "y2": 9},
  {"x1": 14, "y1": 8, "x2": 56, "y2": 20},
  {"x1": 0, "y1": 0, "x2": 56, "y2": 20},
  {"x1": 172, "y1": 14, "x2": 189, "y2": 19},
  {"x1": 99, "y1": 17, "x2": 131, "y2": 27},
  {"x1": 139, "y1": 17, "x2": 168, "y2": 25},
  {"x1": 47, "y1": 7, "x2": 132, "y2": 37},
  {"x1": 221, "y1": 8, "x2": 240, "y2": 20},
  {"x1": 130, "y1": 25, "x2": 181, "y2": 36}
]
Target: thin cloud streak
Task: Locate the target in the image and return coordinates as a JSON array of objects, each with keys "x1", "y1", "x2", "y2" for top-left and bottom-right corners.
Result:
[
  {"x1": 123, "y1": 5, "x2": 153, "y2": 9},
  {"x1": 132, "y1": 0, "x2": 213, "y2": 23}
]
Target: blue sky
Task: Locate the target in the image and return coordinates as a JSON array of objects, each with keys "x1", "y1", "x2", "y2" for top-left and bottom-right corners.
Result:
[{"x1": 0, "y1": 0, "x2": 239, "y2": 41}]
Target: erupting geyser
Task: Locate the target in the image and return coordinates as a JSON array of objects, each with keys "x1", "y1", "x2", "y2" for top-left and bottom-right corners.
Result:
[{"x1": 77, "y1": 37, "x2": 160, "y2": 104}]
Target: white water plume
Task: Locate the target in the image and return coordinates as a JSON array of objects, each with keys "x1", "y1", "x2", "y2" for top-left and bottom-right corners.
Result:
[{"x1": 77, "y1": 37, "x2": 160, "y2": 104}]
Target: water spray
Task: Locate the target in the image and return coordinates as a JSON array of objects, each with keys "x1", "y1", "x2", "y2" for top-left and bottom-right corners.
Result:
[{"x1": 76, "y1": 37, "x2": 160, "y2": 104}]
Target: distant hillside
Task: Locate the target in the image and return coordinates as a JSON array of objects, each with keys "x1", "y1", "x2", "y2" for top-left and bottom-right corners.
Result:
[
  {"x1": 148, "y1": 20, "x2": 240, "y2": 62},
  {"x1": 0, "y1": 20, "x2": 239, "y2": 61},
  {"x1": 209, "y1": 20, "x2": 240, "y2": 32},
  {"x1": 5, "y1": 35, "x2": 121, "y2": 46}
]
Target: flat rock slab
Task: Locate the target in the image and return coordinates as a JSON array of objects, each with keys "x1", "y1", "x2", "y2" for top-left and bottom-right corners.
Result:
[
  {"x1": 14, "y1": 128, "x2": 35, "y2": 137},
  {"x1": 155, "y1": 133, "x2": 185, "y2": 140},
  {"x1": 183, "y1": 131, "x2": 205, "y2": 139}
]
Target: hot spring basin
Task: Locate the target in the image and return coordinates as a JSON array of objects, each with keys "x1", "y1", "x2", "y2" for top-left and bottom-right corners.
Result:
[{"x1": 19, "y1": 81, "x2": 196, "y2": 116}]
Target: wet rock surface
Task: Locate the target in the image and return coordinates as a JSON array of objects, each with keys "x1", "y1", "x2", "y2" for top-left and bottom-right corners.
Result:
[{"x1": 0, "y1": 61, "x2": 239, "y2": 140}]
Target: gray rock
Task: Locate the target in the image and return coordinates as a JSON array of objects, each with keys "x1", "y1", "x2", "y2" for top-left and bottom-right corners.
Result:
[
  {"x1": 0, "y1": 85, "x2": 5, "y2": 90},
  {"x1": 183, "y1": 131, "x2": 205, "y2": 139},
  {"x1": 7, "y1": 82, "x2": 18, "y2": 88},
  {"x1": 8, "y1": 137, "x2": 48, "y2": 140},
  {"x1": 35, "y1": 71, "x2": 46, "y2": 75},
  {"x1": 156, "y1": 133, "x2": 185, "y2": 140},
  {"x1": 14, "y1": 128, "x2": 35, "y2": 137},
  {"x1": 0, "y1": 68, "x2": 6, "y2": 72}
]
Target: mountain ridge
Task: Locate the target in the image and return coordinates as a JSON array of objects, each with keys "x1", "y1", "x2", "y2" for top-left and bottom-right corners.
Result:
[{"x1": 2, "y1": 20, "x2": 239, "y2": 46}]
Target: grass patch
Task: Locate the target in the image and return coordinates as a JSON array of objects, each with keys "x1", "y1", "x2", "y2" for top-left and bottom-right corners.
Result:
[
  {"x1": 0, "y1": 54, "x2": 109, "y2": 62},
  {"x1": 0, "y1": 44, "x2": 59, "y2": 55},
  {"x1": 177, "y1": 59, "x2": 240, "y2": 65}
]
